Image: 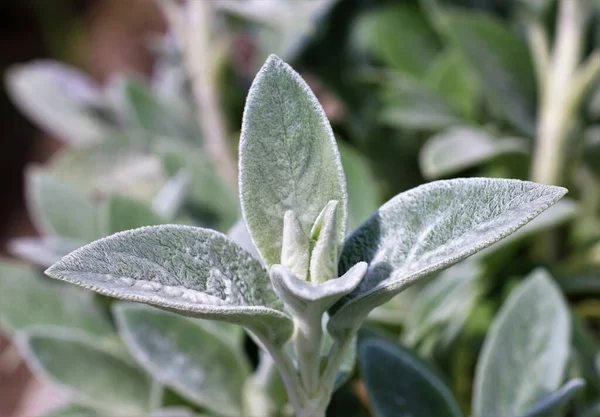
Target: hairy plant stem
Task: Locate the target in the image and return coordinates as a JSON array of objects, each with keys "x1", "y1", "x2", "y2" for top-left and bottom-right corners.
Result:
[
  {"x1": 294, "y1": 312, "x2": 323, "y2": 397},
  {"x1": 531, "y1": 0, "x2": 589, "y2": 185},
  {"x1": 158, "y1": 0, "x2": 238, "y2": 189}
]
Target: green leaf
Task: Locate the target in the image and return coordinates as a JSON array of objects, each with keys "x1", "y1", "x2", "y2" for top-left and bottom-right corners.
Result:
[
  {"x1": 158, "y1": 141, "x2": 238, "y2": 230},
  {"x1": 46, "y1": 225, "x2": 293, "y2": 347},
  {"x1": 217, "y1": 0, "x2": 338, "y2": 61},
  {"x1": 152, "y1": 170, "x2": 191, "y2": 220},
  {"x1": 120, "y1": 76, "x2": 200, "y2": 144},
  {"x1": 358, "y1": 335, "x2": 463, "y2": 417},
  {"x1": 17, "y1": 328, "x2": 151, "y2": 414},
  {"x1": 107, "y1": 195, "x2": 164, "y2": 234},
  {"x1": 9, "y1": 236, "x2": 84, "y2": 268},
  {"x1": 328, "y1": 179, "x2": 566, "y2": 336},
  {"x1": 27, "y1": 167, "x2": 106, "y2": 242},
  {"x1": 425, "y1": 51, "x2": 479, "y2": 120},
  {"x1": 239, "y1": 55, "x2": 347, "y2": 267},
  {"x1": 403, "y1": 260, "x2": 482, "y2": 350},
  {"x1": 472, "y1": 269, "x2": 571, "y2": 417},
  {"x1": 5, "y1": 61, "x2": 112, "y2": 145},
  {"x1": 0, "y1": 260, "x2": 111, "y2": 335},
  {"x1": 41, "y1": 404, "x2": 98, "y2": 417},
  {"x1": 447, "y1": 11, "x2": 537, "y2": 134},
  {"x1": 378, "y1": 74, "x2": 463, "y2": 131},
  {"x1": 579, "y1": 400, "x2": 600, "y2": 417},
  {"x1": 352, "y1": 5, "x2": 440, "y2": 77},
  {"x1": 522, "y1": 378, "x2": 586, "y2": 417},
  {"x1": 420, "y1": 126, "x2": 527, "y2": 179},
  {"x1": 49, "y1": 138, "x2": 165, "y2": 202},
  {"x1": 114, "y1": 303, "x2": 251, "y2": 417},
  {"x1": 338, "y1": 142, "x2": 379, "y2": 232}
]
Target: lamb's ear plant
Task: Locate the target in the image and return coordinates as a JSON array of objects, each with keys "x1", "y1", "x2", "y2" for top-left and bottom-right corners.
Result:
[{"x1": 45, "y1": 55, "x2": 567, "y2": 417}]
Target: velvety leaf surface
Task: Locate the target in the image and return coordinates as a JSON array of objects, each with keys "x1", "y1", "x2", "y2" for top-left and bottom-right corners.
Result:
[
  {"x1": 329, "y1": 179, "x2": 566, "y2": 335},
  {"x1": 477, "y1": 198, "x2": 578, "y2": 258},
  {"x1": 472, "y1": 269, "x2": 571, "y2": 417},
  {"x1": 358, "y1": 335, "x2": 463, "y2": 417},
  {"x1": 27, "y1": 167, "x2": 106, "y2": 242},
  {"x1": 5, "y1": 61, "x2": 112, "y2": 144},
  {"x1": 447, "y1": 11, "x2": 536, "y2": 134},
  {"x1": 239, "y1": 55, "x2": 347, "y2": 267},
  {"x1": 338, "y1": 142, "x2": 379, "y2": 232},
  {"x1": 46, "y1": 225, "x2": 292, "y2": 346},
  {"x1": 114, "y1": 303, "x2": 250, "y2": 417},
  {"x1": 0, "y1": 260, "x2": 111, "y2": 335},
  {"x1": 420, "y1": 126, "x2": 527, "y2": 179},
  {"x1": 18, "y1": 328, "x2": 151, "y2": 414},
  {"x1": 352, "y1": 5, "x2": 440, "y2": 77},
  {"x1": 107, "y1": 195, "x2": 164, "y2": 234}
]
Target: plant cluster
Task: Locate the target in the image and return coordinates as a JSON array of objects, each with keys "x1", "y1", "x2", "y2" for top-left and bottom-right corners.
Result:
[{"x1": 1, "y1": 1, "x2": 600, "y2": 417}]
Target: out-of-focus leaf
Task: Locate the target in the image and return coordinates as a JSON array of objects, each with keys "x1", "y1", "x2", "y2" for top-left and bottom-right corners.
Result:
[
  {"x1": 9, "y1": 236, "x2": 84, "y2": 268},
  {"x1": 447, "y1": 11, "x2": 537, "y2": 134},
  {"x1": 378, "y1": 74, "x2": 463, "y2": 131},
  {"x1": 522, "y1": 378, "x2": 586, "y2": 417},
  {"x1": 404, "y1": 261, "x2": 482, "y2": 351},
  {"x1": 27, "y1": 167, "x2": 106, "y2": 242},
  {"x1": 579, "y1": 400, "x2": 600, "y2": 417},
  {"x1": 217, "y1": 0, "x2": 338, "y2": 61},
  {"x1": 41, "y1": 404, "x2": 98, "y2": 417},
  {"x1": 46, "y1": 225, "x2": 293, "y2": 347},
  {"x1": 158, "y1": 141, "x2": 238, "y2": 230},
  {"x1": 425, "y1": 51, "x2": 479, "y2": 120},
  {"x1": 572, "y1": 315, "x2": 600, "y2": 391},
  {"x1": 114, "y1": 303, "x2": 250, "y2": 417},
  {"x1": 152, "y1": 170, "x2": 191, "y2": 220},
  {"x1": 358, "y1": 335, "x2": 463, "y2": 417},
  {"x1": 0, "y1": 260, "x2": 111, "y2": 335},
  {"x1": 472, "y1": 269, "x2": 571, "y2": 417},
  {"x1": 352, "y1": 5, "x2": 440, "y2": 78},
  {"x1": 106, "y1": 195, "x2": 164, "y2": 234},
  {"x1": 120, "y1": 77, "x2": 200, "y2": 144},
  {"x1": 227, "y1": 219, "x2": 261, "y2": 262},
  {"x1": 49, "y1": 138, "x2": 165, "y2": 202},
  {"x1": 5, "y1": 60, "x2": 113, "y2": 145},
  {"x1": 515, "y1": 0, "x2": 556, "y2": 19},
  {"x1": 559, "y1": 272, "x2": 600, "y2": 296},
  {"x1": 17, "y1": 328, "x2": 151, "y2": 414},
  {"x1": 338, "y1": 142, "x2": 379, "y2": 232},
  {"x1": 420, "y1": 126, "x2": 527, "y2": 179},
  {"x1": 239, "y1": 55, "x2": 347, "y2": 267}
]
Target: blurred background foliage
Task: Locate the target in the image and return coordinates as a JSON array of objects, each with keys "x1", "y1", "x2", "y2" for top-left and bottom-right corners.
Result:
[{"x1": 2, "y1": 0, "x2": 600, "y2": 416}]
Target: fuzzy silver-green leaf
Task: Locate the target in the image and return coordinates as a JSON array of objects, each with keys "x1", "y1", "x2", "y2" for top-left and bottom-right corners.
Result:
[
  {"x1": 114, "y1": 303, "x2": 250, "y2": 417},
  {"x1": 329, "y1": 178, "x2": 566, "y2": 336},
  {"x1": 472, "y1": 269, "x2": 571, "y2": 417},
  {"x1": 239, "y1": 54, "x2": 347, "y2": 268},
  {"x1": 46, "y1": 225, "x2": 293, "y2": 346}
]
